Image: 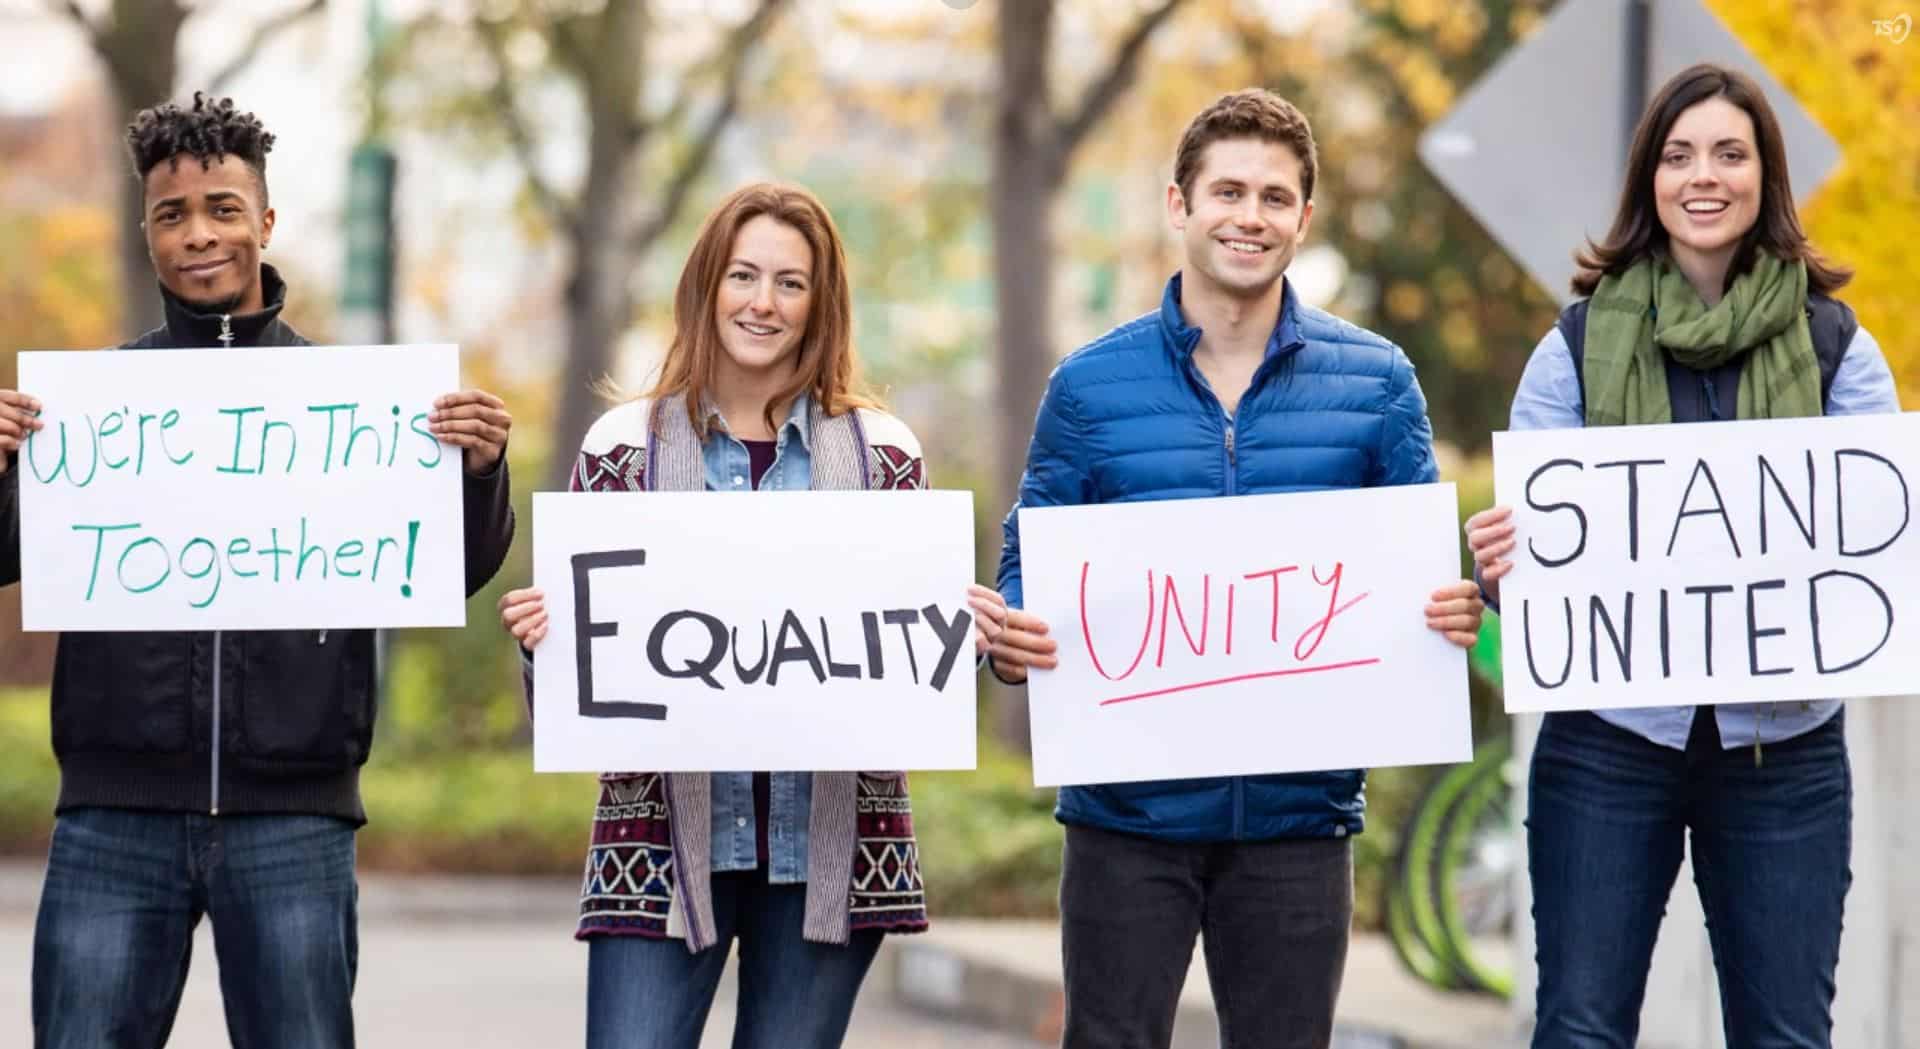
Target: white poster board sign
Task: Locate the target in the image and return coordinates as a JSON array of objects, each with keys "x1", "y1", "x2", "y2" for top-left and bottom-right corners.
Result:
[
  {"x1": 17, "y1": 346, "x2": 465, "y2": 630},
  {"x1": 1017, "y1": 484, "x2": 1472, "y2": 787},
  {"x1": 1492, "y1": 413, "x2": 1920, "y2": 713},
  {"x1": 530, "y1": 490, "x2": 979, "y2": 772}
]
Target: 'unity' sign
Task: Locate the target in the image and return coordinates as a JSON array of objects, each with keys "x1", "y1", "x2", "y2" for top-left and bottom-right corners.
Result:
[
  {"x1": 1493, "y1": 413, "x2": 1920, "y2": 713},
  {"x1": 1016, "y1": 485, "x2": 1473, "y2": 787},
  {"x1": 17, "y1": 346, "x2": 466, "y2": 631}
]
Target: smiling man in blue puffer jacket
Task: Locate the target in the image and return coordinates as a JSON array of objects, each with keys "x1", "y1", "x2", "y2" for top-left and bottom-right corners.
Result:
[{"x1": 990, "y1": 89, "x2": 1485, "y2": 1049}]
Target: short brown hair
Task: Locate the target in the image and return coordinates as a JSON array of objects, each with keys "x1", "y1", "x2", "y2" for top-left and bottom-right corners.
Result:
[
  {"x1": 1172, "y1": 88, "x2": 1318, "y2": 209},
  {"x1": 645, "y1": 182, "x2": 877, "y2": 438}
]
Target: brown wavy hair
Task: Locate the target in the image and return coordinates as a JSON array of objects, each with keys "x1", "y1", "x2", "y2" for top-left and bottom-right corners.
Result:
[
  {"x1": 644, "y1": 182, "x2": 877, "y2": 438},
  {"x1": 1571, "y1": 63, "x2": 1849, "y2": 298},
  {"x1": 1173, "y1": 88, "x2": 1318, "y2": 208}
]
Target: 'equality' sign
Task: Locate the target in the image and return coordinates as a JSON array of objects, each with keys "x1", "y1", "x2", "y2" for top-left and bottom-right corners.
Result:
[
  {"x1": 1016, "y1": 485, "x2": 1472, "y2": 787},
  {"x1": 1492, "y1": 413, "x2": 1920, "y2": 713},
  {"x1": 16, "y1": 346, "x2": 466, "y2": 631},
  {"x1": 530, "y1": 490, "x2": 978, "y2": 772}
]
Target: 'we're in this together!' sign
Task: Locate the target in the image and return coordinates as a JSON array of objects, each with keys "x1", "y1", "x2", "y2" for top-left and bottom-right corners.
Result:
[{"x1": 16, "y1": 346, "x2": 466, "y2": 631}]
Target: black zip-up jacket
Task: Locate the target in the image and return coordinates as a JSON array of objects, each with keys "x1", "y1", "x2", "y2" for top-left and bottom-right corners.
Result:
[{"x1": 0, "y1": 266, "x2": 515, "y2": 824}]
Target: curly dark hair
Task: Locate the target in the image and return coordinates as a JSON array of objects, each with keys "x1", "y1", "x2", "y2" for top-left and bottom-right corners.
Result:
[{"x1": 125, "y1": 91, "x2": 275, "y2": 205}]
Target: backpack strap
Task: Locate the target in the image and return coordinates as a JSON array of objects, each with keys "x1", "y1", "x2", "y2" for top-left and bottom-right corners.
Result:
[
  {"x1": 1806, "y1": 294, "x2": 1857, "y2": 407},
  {"x1": 1556, "y1": 298, "x2": 1593, "y2": 407}
]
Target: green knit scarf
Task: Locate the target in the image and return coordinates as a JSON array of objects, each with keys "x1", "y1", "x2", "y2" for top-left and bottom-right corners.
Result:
[{"x1": 1581, "y1": 252, "x2": 1820, "y2": 426}]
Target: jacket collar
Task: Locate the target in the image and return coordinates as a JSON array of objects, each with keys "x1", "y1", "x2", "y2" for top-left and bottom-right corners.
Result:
[
  {"x1": 700, "y1": 389, "x2": 816, "y2": 452},
  {"x1": 1157, "y1": 271, "x2": 1306, "y2": 363},
  {"x1": 157, "y1": 263, "x2": 290, "y2": 348}
]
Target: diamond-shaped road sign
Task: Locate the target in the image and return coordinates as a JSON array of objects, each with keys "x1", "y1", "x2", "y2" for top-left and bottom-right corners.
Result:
[{"x1": 1419, "y1": 0, "x2": 1840, "y2": 304}]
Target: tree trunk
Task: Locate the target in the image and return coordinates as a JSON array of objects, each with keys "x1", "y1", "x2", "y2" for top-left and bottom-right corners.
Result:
[
  {"x1": 988, "y1": 0, "x2": 1066, "y2": 753},
  {"x1": 545, "y1": 0, "x2": 647, "y2": 489},
  {"x1": 549, "y1": 107, "x2": 639, "y2": 488},
  {"x1": 97, "y1": 0, "x2": 189, "y2": 340},
  {"x1": 552, "y1": 233, "x2": 629, "y2": 489},
  {"x1": 991, "y1": 0, "x2": 1061, "y2": 514}
]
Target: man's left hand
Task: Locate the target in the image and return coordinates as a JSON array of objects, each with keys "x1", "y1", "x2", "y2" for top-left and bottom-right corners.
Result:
[
  {"x1": 1425, "y1": 580, "x2": 1485, "y2": 649},
  {"x1": 430, "y1": 389, "x2": 512, "y2": 477}
]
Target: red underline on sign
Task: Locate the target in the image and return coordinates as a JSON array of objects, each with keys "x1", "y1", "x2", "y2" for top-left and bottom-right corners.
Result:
[{"x1": 1097, "y1": 657, "x2": 1384, "y2": 707}]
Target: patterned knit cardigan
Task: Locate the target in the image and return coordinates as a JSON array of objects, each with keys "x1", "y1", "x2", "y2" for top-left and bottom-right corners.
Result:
[{"x1": 552, "y1": 393, "x2": 931, "y2": 952}]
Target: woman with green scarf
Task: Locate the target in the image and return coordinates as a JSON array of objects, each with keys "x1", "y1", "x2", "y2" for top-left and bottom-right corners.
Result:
[{"x1": 1465, "y1": 64, "x2": 1897, "y2": 1049}]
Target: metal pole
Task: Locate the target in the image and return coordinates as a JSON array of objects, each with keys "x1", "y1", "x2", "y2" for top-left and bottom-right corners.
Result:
[
  {"x1": 343, "y1": 0, "x2": 401, "y2": 706},
  {"x1": 1623, "y1": 0, "x2": 1653, "y2": 160}
]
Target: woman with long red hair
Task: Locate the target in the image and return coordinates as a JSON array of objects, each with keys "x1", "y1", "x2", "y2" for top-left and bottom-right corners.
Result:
[{"x1": 500, "y1": 182, "x2": 1006, "y2": 1049}]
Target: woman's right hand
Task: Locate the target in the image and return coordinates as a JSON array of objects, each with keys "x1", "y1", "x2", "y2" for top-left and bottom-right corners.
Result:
[
  {"x1": 499, "y1": 587, "x2": 548, "y2": 651},
  {"x1": 1464, "y1": 506, "x2": 1517, "y2": 607}
]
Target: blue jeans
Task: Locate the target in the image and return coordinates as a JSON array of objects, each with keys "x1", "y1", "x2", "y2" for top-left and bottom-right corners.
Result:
[
  {"x1": 1528, "y1": 708, "x2": 1850, "y2": 1049},
  {"x1": 586, "y1": 869, "x2": 883, "y2": 1049},
  {"x1": 32, "y1": 808, "x2": 359, "y2": 1049}
]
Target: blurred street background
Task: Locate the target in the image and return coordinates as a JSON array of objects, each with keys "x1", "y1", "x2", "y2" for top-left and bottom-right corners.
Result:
[{"x1": 1, "y1": 1, "x2": 1914, "y2": 1045}]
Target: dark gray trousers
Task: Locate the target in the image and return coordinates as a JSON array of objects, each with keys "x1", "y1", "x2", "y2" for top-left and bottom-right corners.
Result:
[{"x1": 1059, "y1": 824, "x2": 1353, "y2": 1049}]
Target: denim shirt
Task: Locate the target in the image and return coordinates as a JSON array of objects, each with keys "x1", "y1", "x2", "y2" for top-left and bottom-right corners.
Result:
[
  {"x1": 1506, "y1": 324, "x2": 1900, "y2": 751},
  {"x1": 702, "y1": 394, "x2": 813, "y2": 880}
]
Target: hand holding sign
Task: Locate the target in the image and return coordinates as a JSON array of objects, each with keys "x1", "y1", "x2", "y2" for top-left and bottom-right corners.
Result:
[
  {"x1": 1464, "y1": 505, "x2": 1518, "y2": 604},
  {"x1": 1425, "y1": 581, "x2": 1486, "y2": 648},
  {"x1": 500, "y1": 586, "x2": 548, "y2": 651},
  {"x1": 0, "y1": 390, "x2": 45, "y2": 471},
  {"x1": 989, "y1": 608, "x2": 1059, "y2": 684},
  {"x1": 428, "y1": 389, "x2": 512, "y2": 477},
  {"x1": 967, "y1": 583, "x2": 1010, "y2": 658}
]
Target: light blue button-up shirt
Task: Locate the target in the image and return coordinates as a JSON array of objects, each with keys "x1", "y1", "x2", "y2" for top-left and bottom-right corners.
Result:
[
  {"x1": 1505, "y1": 323, "x2": 1899, "y2": 751},
  {"x1": 702, "y1": 394, "x2": 813, "y2": 880}
]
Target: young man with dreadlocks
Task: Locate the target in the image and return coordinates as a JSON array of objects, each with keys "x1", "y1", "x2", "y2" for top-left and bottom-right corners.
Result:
[{"x1": 0, "y1": 93, "x2": 517, "y2": 1047}]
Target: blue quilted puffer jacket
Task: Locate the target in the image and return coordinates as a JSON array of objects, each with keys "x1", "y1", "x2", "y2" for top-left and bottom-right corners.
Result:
[{"x1": 997, "y1": 273, "x2": 1439, "y2": 843}]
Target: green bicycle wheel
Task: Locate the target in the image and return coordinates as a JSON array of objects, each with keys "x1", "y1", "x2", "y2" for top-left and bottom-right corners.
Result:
[
  {"x1": 1384, "y1": 759, "x2": 1478, "y2": 991},
  {"x1": 1430, "y1": 737, "x2": 1517, "y2": 997}
]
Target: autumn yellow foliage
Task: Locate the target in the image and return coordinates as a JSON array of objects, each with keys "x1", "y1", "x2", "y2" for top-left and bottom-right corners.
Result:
[
  {"x1": 1709, "y1": 0, "x2": 1920, "y2": 404},
  {"x1": 0, "y1": 206, "x2": 118, "y2": 389}
]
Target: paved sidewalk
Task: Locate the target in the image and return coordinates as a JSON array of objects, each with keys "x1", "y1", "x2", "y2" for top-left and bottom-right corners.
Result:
[
  {"x1": 0, "y1": 863, "x2": 1033, "y2": 1048},
  {"x1": 890, "y1": 919, "x2": 1520, "y2": 1049},
  {"x1": 1, "y1": 862, "x2": 1522, "y2": 1047}
]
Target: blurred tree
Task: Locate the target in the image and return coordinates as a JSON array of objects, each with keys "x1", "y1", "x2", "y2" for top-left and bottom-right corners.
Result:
[
  {"x1": 990, "y1": 0, "x2": 1187, "y2": 508},
  {"x1": 1253, "y1": 0, "x2": 1560, "y2": 452},
  {"x1": 36, "y1": 0, "x2": 328, "y2": 339},
  {"x1": 400, "y1": 0, "x2": 789, "y2": 489},
  {"x1": 984, "y1": 0, "x2": 1187, "y2": 750},
  {"x1": 0, "y1": 205, "x2": 118, "y2": 684}
]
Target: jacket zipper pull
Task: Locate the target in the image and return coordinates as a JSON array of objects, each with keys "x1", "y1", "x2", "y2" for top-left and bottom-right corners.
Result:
[
  {"x1": 318, "y1": 630, "x2": 328, "y2": 644},
  {"x1": 1225, "y1": 424, "x2": 1237, "y2": 466},
  {"x1": 219, "y1": 314, "x2": 234, "y2": 348}
]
